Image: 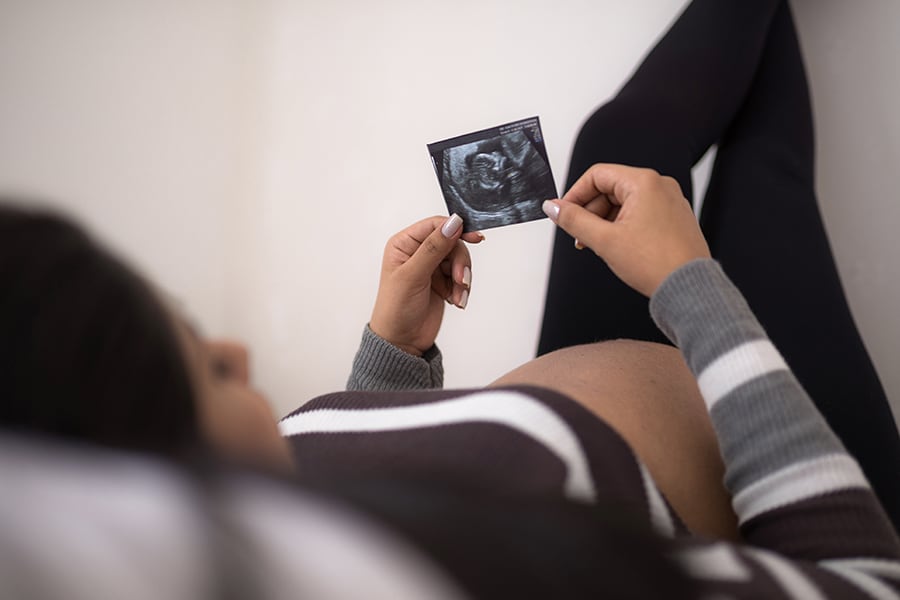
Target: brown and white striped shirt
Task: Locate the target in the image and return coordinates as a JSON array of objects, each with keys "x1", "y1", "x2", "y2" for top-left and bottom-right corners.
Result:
[{"x1": 280, "y1": 259, "x2": 900, "y2": 598}]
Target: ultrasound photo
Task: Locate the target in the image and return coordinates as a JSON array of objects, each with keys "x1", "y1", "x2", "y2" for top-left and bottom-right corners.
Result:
[{"x1": 427, "y1": 117, "x2": 557, "y2": 232}]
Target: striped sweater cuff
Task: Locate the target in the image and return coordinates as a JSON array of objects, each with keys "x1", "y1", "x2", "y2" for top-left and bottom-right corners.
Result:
[
  {"x1": 649, "y1": 259, "x2": 859, "y2": 514},
  {"x1": 346, "y1": 325, "x2": 444, "y2": 391}
]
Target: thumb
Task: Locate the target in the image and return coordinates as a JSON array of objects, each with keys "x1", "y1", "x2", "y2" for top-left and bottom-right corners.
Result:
[
  {"x1": 544, "y1": 200, "x2": 616, "y2": 257},
  {"x1": 403, "y1": 213, "x2": 464, "y2": 277}
]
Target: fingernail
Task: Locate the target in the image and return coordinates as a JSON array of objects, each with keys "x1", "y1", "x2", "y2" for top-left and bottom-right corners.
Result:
[
  {"x1": 442, "y1": 213, "x2": 463, "y2": 238},
  {"x1": 462, "y1": 266, "x2": 472, "y2": 287},
  {"x1": 458, "y1": 289, "x2": 469, "y2": 309},
  {"x1": 542, "y1": 200, "x2": 560, "y2": 222},
  {"x1": 574, "y1": 239, "x2": 585, "y2": 250}
]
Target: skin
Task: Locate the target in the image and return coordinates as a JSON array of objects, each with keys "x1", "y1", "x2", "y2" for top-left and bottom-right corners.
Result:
[
  {"x1": 183, "y1": 163, "x2": 739, "y2": 539},
  {"x1": 369, "y1": 213, "x2": 484, "y2": 356},
  {"x1": 542, "y1": 164, "x2": 711, "y2": 297},
  {"x1": 491, "y1": 341, "x2": 738, "y2": 540},
  {"x1": 175, "y1": 324, "x2": 294, "y2": 473}
]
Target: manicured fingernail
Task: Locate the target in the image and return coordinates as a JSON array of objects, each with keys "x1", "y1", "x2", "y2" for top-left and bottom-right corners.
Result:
[
  {"x1": 462, "y1": 266, "x2": 472, "y2": 287},
  {"x1": 442, "y1": 213, "x2": 463, "y2": 238},
  {"x1": 574, "y1": 239, "x2": 585, "y2": 250},
  {"x1": 458, "y1": 289, "x2": 469, "y2": 309},
  {"x1": 542, "y1": 200, "x2": 560, "y2": 222}
]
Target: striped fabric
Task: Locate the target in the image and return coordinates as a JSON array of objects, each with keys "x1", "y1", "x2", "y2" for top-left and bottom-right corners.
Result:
[
  {"x1": 280, "y1": 258, "x2": 900, "y2": 598},
  {"x1": 281, "y1": 390, "x2": 600, "y2": 503},
  {"x1": 652, "y1": 259, "x2": 900, "y2": 598},
  {"x1": 696, "y1": 339, "x2": 788, "y2": 411},
  {"x1": 282, "y1": 386, "x2": 680, "y2": 537}
]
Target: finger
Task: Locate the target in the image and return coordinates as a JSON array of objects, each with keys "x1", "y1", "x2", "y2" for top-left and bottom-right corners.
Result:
[
  {"x1": 389, "y1": 214, "x2": 459, "y2": 258},
  {"x1": 436, "y1": 243, "x2": 472, "y2": 305},
  {"x1": 546, "y1": 200, "x2": 616, "y2": 257},
  {"x1": 433, "y1": 268, "x2": 454, "y2": 303},
  {"x1": 453, "y1": 282, "x2": 469, "y2": 309},
  {"x1": 441, "y1": 278, "x2": 469, "y2": 309},
  {"x1": 396, "y1": 214, "x2": 464, "y2": 277},
  {"x1": 581, "y1": 194, "x2": 615, "y2": 219},
  {"x1": 462, "y1": 231, "x2": 486, "y2": 244},
  {"x1": 447, "y1": 241, "x2": 472, "y2": 309},
  {"x1": 562, "y1": 163, "x2": 642, "y2": 207},
  {"x1": 447, "y1": 241, "x2": 472, "y2": 288}
]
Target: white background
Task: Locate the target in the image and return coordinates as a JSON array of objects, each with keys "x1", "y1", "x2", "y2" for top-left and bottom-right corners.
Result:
[{"x1": 1, "y1": 0, "x2": 898, "y2": 422}]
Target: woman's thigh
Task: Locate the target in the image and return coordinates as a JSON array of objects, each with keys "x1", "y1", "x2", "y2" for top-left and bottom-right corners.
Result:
[{"x1": 490, "y1": 339, "x2": 738, "y2": 540}]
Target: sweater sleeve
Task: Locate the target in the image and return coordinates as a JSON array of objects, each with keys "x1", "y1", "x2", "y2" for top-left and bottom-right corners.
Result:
[
  {"x1": 650, "y1": 259, "x2": 900, "y2": 595},
  {"x1": 346, "y1": 325, "x2": 444, "y2": 391}
]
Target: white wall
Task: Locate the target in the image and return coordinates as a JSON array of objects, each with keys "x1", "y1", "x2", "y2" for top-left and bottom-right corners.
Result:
[
  {"x1": 791, "y1": 0, "x2": 900, "y2": 422},
  {"x1": 0, "y1": 0, "x2": 262, "y2": 333},
  {"x1": 234, "y1": 0, "x2": 690, "y2": 414},
  {"x1": 1, "y1": 0, "x2": 898, "y2": 422}
]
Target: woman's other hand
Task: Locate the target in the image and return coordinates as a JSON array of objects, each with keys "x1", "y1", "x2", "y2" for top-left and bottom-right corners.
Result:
[
  {"x1": 543, "y1": 164, "x2": 710, "y2": 297},
  {"x1": 369, "y1": 214, "x2": 484, "y2": 356}
]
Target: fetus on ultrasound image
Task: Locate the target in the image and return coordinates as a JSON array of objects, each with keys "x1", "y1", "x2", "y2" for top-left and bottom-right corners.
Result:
[{"x1": 428, "y1": 117, "x2": 557, "y2": 232}]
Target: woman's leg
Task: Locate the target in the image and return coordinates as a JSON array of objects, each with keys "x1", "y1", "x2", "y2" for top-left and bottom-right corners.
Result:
[
  {"x1": 539, "y1": 0, "x2": 782, "y2": 353},
  {"x1": 492, "y1": 340, "x2": 739, "y2": 541},
  {"x1": 698, "y1": 3, "x2": 900, "y2": 528},
  {"x1": 539, "y1": 0, "x2": 900, "y2": 529}
]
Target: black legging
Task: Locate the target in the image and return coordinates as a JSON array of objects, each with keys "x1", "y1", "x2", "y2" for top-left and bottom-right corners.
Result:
[{"x1": 538, "y1": 0, "x2": 900, "y2": 530}]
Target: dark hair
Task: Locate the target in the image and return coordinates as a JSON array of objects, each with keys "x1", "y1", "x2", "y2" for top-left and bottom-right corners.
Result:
[{"x1": 0, "y1": 202, "x2": 202, "y2": 458}]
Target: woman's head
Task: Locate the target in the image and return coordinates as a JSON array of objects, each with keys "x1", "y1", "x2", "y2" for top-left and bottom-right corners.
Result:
[
  {"x1": 0, "y1": 202, "x2": 291, "y2": 469},
  {"x1": 0, "y1": 203, "x2": 201, "y2": 456}
]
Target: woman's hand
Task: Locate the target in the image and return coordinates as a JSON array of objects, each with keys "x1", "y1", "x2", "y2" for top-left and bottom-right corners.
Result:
[
  {"x1": 542, "y1": 164, "x2": 711, "y2": 297},
  {"x1": 369, "y1": 214, "x2": 484, "y2": 356}
]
